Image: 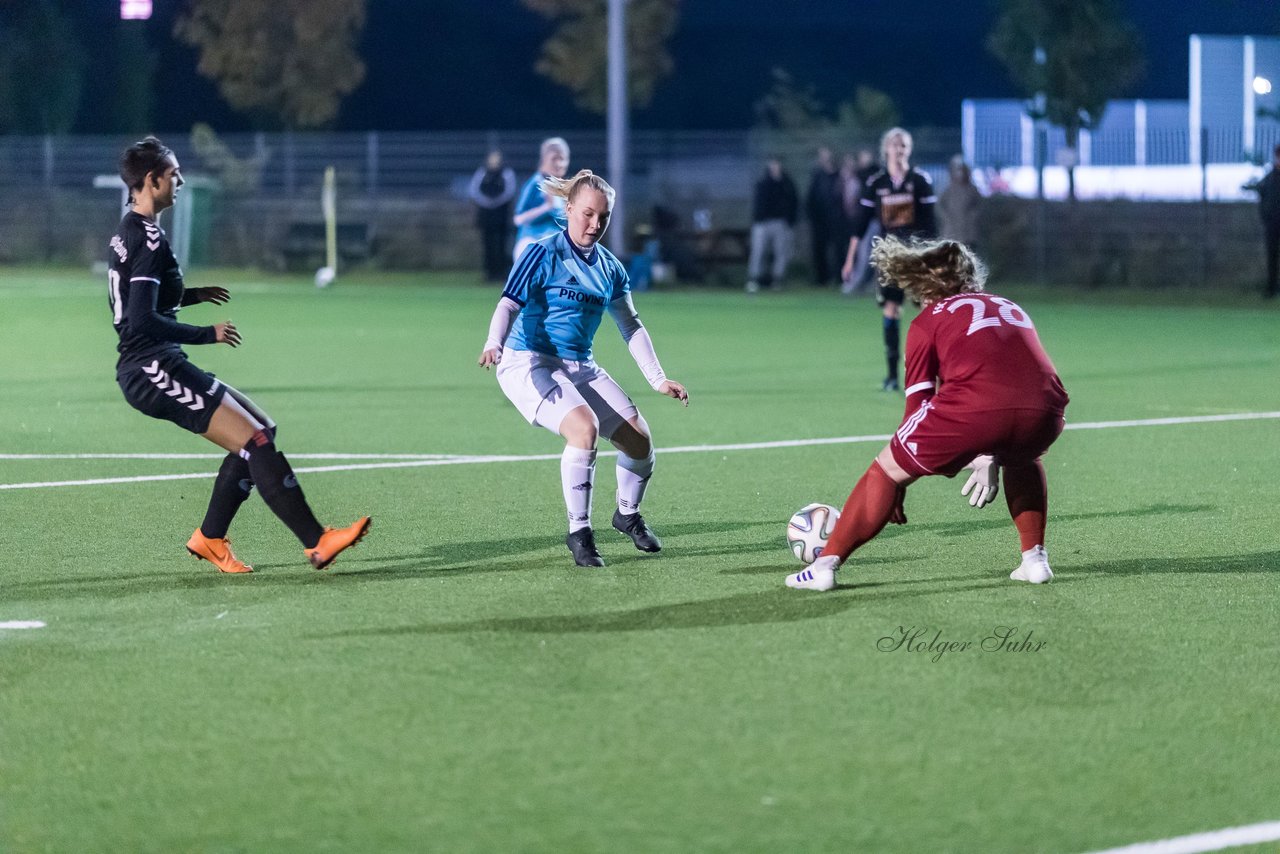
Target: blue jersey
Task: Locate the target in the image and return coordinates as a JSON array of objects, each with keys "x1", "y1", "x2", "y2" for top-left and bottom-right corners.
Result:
[
  {"x1": 513, "y1": 173, "x2": 567, "y2": 244},
  {"x1": 503, "y1": 231, "x2": 630, "y2": 361}
]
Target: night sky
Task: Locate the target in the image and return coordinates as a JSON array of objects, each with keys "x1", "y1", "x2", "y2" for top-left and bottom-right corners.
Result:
[{"x1": 72, "y1": 0, "x2": 1280, "y2": 133}]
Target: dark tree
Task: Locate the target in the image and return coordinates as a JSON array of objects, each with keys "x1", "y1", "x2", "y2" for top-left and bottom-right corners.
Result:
[
  {"x1": 521, "y1": 0, "x2": 679, "y2": 115},
  {"x1": 989, "y1": 0, "x2": 1144, "y2": 199},
  {"x1": 0, "y1": 0, "x2": 86, "y2": 134},
  {"x1": 174, "y1": 0, "x2": 367, "y2": 129}
]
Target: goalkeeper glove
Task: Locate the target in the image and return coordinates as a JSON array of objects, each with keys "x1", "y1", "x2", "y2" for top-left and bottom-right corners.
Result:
[{"x1": 960, "y1": 455, "x2": 999, "y2": 508}]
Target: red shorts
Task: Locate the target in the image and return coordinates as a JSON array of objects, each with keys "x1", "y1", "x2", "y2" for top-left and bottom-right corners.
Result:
[{"x1": 889, "y1": 402, "x2": 1065, "y2": 478}]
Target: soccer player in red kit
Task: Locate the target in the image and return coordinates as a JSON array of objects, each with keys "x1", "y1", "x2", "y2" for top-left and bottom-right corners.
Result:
[{"x1": 787, "y1": 236, "x2": 1069, "y2": 592}]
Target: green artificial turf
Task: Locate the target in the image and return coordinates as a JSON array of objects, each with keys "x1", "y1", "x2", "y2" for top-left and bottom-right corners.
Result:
[{"x1": 1, "y1": 267, "x2": 1278, "y2": 853}]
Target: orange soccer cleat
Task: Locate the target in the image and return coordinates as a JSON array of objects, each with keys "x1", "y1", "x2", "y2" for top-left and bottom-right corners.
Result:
[
  {"x1": 304, "y1": 516, "x2": 372, "y2": 570},
  {"x1": 186, "y1": 529, "x2": 253, "y2": 574}
]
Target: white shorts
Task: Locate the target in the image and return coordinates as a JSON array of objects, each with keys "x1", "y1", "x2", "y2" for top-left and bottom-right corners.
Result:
[{"x1": 496, "y1": 348, "x2": 638, "y2": 438}]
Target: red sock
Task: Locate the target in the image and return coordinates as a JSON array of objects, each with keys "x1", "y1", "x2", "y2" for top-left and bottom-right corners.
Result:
[
  {"x1": 824, "y1": 460, "x2": 901, "y2": 561},
  {"x1": 1004, "y1": 460, "x2": 1048, "y2": 552}
]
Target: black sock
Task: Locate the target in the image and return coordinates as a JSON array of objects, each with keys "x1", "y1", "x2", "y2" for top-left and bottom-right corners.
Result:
[
  {"x1": 240, "y1": 430, "x2": 324, "y2": 548},
  {"x1": 883, "y1": 316, "x2": 900, "y2": 381},
  {"x1": 200, "y1": 453, "x2": 254, "y2": 539}
]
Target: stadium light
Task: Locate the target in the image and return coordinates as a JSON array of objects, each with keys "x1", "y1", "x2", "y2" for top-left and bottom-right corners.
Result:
[
  {"x1": 1254, "y1": 76, "x2": 1272, "y2": 96},
  {"x1": 120, "y1": 0, "x2": 152, "y2": 20}
]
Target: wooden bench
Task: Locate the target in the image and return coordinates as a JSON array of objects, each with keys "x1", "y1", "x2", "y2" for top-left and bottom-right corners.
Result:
[{"x1": 281, "y1": 222, "x2": 375, "y2": 270}]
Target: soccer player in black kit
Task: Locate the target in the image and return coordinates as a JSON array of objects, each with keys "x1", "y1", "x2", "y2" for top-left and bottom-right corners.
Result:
[
  {"x1": 841, "y1": 127, "x2": 937, "y2": 391},
  {"x1": 109, "y1": 137, "x2": 370, "y2": 573}
]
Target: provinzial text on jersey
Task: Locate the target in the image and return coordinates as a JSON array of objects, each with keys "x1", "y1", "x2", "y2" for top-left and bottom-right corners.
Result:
[{"x1": 558, "y1": 287, "x2": 607, "y2": 306}]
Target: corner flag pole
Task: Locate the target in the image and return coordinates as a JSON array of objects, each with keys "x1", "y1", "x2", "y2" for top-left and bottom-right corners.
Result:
[{"x1": 323, "y1": 166, "x2": 338, "y2": 273}]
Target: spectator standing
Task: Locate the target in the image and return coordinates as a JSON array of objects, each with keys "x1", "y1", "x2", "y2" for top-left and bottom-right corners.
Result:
[
  {"x1": 746, "y1": 157, "x2": 799, "y2": 293},
  {"x1": 469, "y1": 150, "x2": 518, "y2": 282},
  {"x1": 1246, "y1": 143, "x2": 1280, "y2": 298},
  {"x1": 938, "y1": 154, "x2": 982, "y2": 252},
  {"x1": 841, "y1": 148, "x2": 881, "y2": 295},
  {"x1": 805, "y1": 147, "x2": 842, "y2": 285}
]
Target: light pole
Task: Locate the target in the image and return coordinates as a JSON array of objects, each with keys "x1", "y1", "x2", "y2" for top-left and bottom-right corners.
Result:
[{"x1": 607, "y1": 0, "x2": 628, "y2": 256}]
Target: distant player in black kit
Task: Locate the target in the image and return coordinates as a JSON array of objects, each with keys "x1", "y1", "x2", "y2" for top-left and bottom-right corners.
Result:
[
  {"x1": 109, "y1": 137, "x2": 370, "y2": 573},
  {"x1": 841, "y1": 127, "x2": 937, "y2": 391}
]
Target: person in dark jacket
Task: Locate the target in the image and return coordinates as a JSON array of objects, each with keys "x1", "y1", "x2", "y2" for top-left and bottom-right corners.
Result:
[
  {"x1": 469, "y1": 150, "x2": 518, "y2": 282},
  {"x1": 746, "y1": 157, "x2": 799, "y2": 292},
  {"x1": 805, "y1": 147, "x2": 842, "y2": 285},
  {"x1": 1246, "y1": 143, "x2": 1280, "y2": 298}
]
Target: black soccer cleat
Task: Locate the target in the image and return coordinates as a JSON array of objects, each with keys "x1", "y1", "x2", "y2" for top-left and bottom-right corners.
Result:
[
  {"x1": 566, "y1": 528, "x2": 605, "y2": 567},
  {"x1": 612, "y1": 510, "x2": 662, "y2": 553}
]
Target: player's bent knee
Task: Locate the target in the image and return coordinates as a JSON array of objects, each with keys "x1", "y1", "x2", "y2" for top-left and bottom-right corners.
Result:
[
  {"x1": 610, "y1": 416, "x2": 652, "y2": 458},
  {"x1": 559, "y1": 406, "x2": 599, "y2": 448},
  {"x1": 875, "y1": 444, "x2": 915, "y2": 484},
  {"x1": 203, "y1": 398, "x2": 265, "y2": 454}
]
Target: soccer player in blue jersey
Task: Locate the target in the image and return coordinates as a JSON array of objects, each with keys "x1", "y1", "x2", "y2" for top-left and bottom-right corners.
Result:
[
  {"x1": 511, "y1": 137, "x2": 571, "y2": 262},
  {"x1": 479, "y1": 169, "x2": 689, "y2": 567}
]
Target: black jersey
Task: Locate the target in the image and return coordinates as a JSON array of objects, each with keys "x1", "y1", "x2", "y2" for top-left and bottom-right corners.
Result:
[
  {"x1": 850, "y1": 167, "x2": 938, "y2": 241},
  {"x1": 107, "y1": 211, "x2": 215, "y2": 364}
]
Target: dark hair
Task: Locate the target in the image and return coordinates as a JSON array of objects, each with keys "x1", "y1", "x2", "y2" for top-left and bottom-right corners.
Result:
[
  {"x1": 118, "y1": 136, "x2": 174, "y2": 203},
  {"x1": 1274, "y1": 143, "x2": 1280, "y2": 158}
]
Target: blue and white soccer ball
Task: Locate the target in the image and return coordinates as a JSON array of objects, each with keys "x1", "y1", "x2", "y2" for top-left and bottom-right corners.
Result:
[{"x1": 786, "y1": 502, "x2": 840, "y2": 564}]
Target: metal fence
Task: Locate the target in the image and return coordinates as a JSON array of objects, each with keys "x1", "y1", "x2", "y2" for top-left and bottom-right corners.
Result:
[
  {"x1": 0, "y1": 128, "x2": 964, "y2": 198},
  {"x1": 0, "y1": 129, "x2": 1270, "y2": 291}
]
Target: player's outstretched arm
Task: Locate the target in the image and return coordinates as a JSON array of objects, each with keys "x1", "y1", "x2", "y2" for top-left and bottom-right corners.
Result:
[
  {"x1": 213, "y1": 321, "x2": 241, "y2": 348},
  {"x1": 657, "y1": 379, "x2": 689, "y2": 406},
  {"x1": 609, "y1": 295, "x2": 684, "y2": 404},
  {"x1": 478, "y1": 297, "x2": 521, "y2": 369},
  {"x1": 841, "y1": 237, "x2": 859, "y2": 282},
  {"x1": 182, "y1": 286, "x2": 231, "y2": 306}
]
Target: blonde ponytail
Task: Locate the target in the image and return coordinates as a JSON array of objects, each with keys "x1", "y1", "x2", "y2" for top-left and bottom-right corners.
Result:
[{"x1": 541, "y1": 169, "x2": 616, "y2": 210}]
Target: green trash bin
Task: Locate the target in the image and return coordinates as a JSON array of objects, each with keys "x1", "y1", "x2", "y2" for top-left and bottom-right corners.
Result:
[{"x1": 169, "y1": 175, "x2": 219, "y2": 269}]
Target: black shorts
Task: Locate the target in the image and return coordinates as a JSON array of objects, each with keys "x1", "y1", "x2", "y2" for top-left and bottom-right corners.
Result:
[
  {"x1": 117, "y1": 356, "x2": 228, "y2": 434},
  {"x1": 877, "y1": 284, "x2": 905, "y2": 306}
]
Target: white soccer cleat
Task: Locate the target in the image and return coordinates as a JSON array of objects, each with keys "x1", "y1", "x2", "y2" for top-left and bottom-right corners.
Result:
[
  {"x1": 1010, "y1": 545, "x2": 1053, "y2": 584},
  {"x1": 785, "y1": 555, "x2": 840, "y2": 592}
]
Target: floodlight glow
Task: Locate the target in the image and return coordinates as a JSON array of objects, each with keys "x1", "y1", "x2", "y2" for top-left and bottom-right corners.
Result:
[
  {"x1": 120, "y1": 0, "x2": 152, "y2": 20},
  {"x1": 1253, "y1": 76, "x2": 1272, "y2": 96}
]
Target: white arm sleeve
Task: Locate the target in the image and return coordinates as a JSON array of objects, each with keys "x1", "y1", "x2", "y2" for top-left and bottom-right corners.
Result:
[
  {"x1": 609, "y1": 294, "x2": 667, "y2": 390},
  {"x1": 484, "y1": 296, "x2": 521, "y2": 352}
]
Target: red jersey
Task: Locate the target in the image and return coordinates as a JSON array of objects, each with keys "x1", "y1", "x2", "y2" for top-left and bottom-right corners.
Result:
[{"x1": 902, "y1": 292, "x2": 1068, "y2": 416}]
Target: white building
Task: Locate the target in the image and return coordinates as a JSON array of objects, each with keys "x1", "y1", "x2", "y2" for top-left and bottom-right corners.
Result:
[{"x1": 962, "y1": 35, "x2": 1280, "y2": 200}]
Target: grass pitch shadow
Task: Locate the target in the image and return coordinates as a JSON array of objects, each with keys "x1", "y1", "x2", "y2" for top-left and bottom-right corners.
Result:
[
  {"x1": 316, "y1": 577, "x2": 1024, "y2": 639},
  {"x1": 318, "y1": 588, "x2": 861, "y2": 637},
  {"x1": 3, "y1": 519, "x2": 781, "y2": 600},
  {"x1": 1062, "y1": 549, "x2": 1280, "y2": 576},
  {"x1": 894, "y1": 502, "x2": 1215, "y2": 540}
]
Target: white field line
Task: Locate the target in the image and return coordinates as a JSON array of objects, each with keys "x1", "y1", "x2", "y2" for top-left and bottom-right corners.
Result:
[
  {"x1": 1081, "y1": 820, "x2": 1280, "y2": 854},
  {"x1": 0, "y1": 621, "x2": 46, "y2": 630},
  {"x1": 2, "y1": 411, "x2": 1278, "y2": 492}
]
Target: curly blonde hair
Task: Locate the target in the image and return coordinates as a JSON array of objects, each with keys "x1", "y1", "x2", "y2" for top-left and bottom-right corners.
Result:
[
  {"x1": 870, "y1": 236, "x2": 987, "y2": 304},
  {"x1": 541, "y1": 169, "x2": 615, "y2": 210}
]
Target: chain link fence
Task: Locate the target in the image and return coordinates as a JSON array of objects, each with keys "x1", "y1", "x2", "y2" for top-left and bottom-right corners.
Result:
[{"x1": 0, "y1": 128, "x2": 1269, "y2": 290}]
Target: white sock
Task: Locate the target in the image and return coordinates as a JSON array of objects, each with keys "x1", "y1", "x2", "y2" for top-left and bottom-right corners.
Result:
[
  {"x1": 561, "y1": 446, "x2": 597, "y2": 532},
  {"x1": 616, "y1": 450, "x2": 655, "y2": 516}
]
